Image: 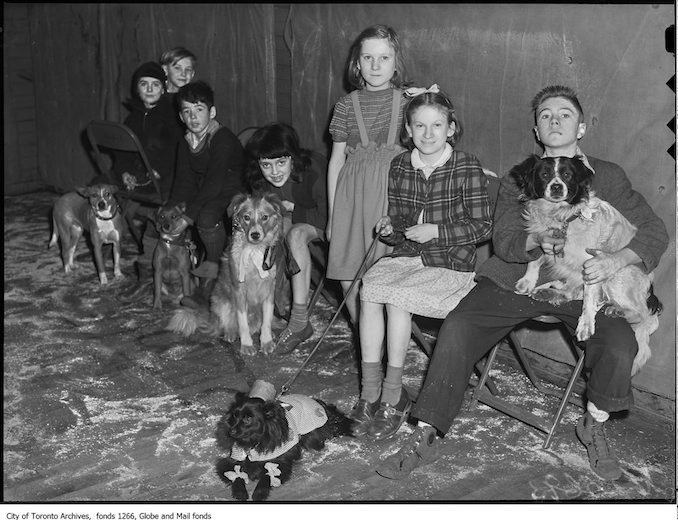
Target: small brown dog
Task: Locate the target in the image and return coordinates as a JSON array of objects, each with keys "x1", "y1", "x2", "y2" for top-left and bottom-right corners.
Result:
[
  {"x1": 167, "y1": 193, "x2": 286, "y2": 355},
  {"x1": 49, "y1": 184, "x2": 125, "y2": 284},
  {"x1": 152, "y1": 202, "x2": 196, "y2": 310}
]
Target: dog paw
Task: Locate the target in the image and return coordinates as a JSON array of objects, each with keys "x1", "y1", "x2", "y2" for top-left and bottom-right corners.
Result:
[
  {"x1": 99, "y1": 274, "x2": 109, "y2": 285},
  {"x1": 514, "y1": 278, "x2": 534, "y2": 295},
  {"x1": 239, "y1": 343, "x2": 258, "y2": 356},
  {"x1": 232, "y1": 480, "x2": 249, "y2": 501},
  {"x1": 153, "y1": 301, "x2": 163, "y2": 311},
  {"x1": 260, "y1": 340, "x2": 275, "y2": 356},
  {"x1": 114, "y1": 270, "x2": 124, "y2": 279},
  {"x1": 603, "y1": 305, "x2": 625, "y2": 318},
  {"x1": 575, "y1": 317, "x2": 595, "y2": 342}
]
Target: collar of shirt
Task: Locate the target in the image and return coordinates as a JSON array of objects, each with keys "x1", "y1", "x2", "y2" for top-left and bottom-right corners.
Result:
[
  {"x1": 411, "y1": 143, "x2": 453, "y2": 178},
  {"x1": 541, "y1": 146, "x2": 595, "y2": 174},
  {"x1": 185, "y1": 119, "x2": 221, "y2": 150}
]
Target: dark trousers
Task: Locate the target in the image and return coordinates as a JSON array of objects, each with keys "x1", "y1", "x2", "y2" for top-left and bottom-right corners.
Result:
[{"x1": 412, "y1": 278, "x2": 637, "y2": 435}]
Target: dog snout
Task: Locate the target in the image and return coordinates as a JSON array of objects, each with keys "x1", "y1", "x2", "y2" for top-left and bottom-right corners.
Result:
[
  {"x1": 545, "y1": 179, "x2": 568, "y2": 202},
  {"x1": 97, "y1": 200, "x2": 107, "y2": 210}
]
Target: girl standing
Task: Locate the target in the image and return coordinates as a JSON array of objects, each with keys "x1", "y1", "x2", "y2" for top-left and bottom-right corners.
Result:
[
  {"x1": 326, "y1": 25, "x2": 410, "y2": 325},
  {"x1": 160, "y1": 47, "x2": 197, "y2": 94},
  {"x1": 350, "y1": 89, "x2": 493, "y2": 439}
]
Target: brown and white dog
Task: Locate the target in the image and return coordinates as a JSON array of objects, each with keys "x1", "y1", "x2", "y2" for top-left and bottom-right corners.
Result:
[
  {"x1": 167, "y1": 193, "x2": 286, "y2": 355},
  {"x1": 152, "y1": 202, "x2": 196, "y2": 310},
  {"x1": 48, "y1": 183, "x2": 125, "y2": 285},
  {"x1": 511, "y1": 155, "x2": 662, "y2": 375}
]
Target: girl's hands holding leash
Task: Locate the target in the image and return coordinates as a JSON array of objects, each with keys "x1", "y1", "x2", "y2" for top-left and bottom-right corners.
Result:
[
  {"x1": 375, "y1": 216, "x2": 393, "y2": 236},
  {"x1": 404, "y1": 223, "x2": 438, "y2": 243}
]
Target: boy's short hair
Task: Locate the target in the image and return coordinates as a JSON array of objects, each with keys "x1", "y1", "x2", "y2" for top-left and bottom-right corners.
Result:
[
  {"x1": 531, "y1": 85, "x2": 584, "y2": 122},
  {"x1": 176, "y1": 80, "x2": 214, "y2": 108},
  {"x1": 159, "y1": 46, "x2": 197, "y2": 67}
]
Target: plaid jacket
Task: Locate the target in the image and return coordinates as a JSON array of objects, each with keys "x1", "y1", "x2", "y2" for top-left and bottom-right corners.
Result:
[{"x1": 382, "y1": 150, "x2": 493, "y2": 272}]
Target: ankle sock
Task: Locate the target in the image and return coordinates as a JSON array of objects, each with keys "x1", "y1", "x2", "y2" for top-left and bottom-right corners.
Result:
[
  {"x1": 360, "y1": 361, "x2": 382, "y2": 403},
  {"x1": 587, "y1": 401, "x2": 609, "y2": 422},
  {"x1": 381, "y1": 364, "x2": 404, "y2": 406},
  {"x1": 287, "y1": 302, "x2": 308, "y2": 332}
]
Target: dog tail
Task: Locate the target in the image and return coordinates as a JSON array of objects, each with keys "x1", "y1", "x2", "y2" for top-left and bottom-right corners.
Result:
[
  {"x1": 646, "y1": 284, "x2": 663, "y2": 316},
  {"x1": 166, "y1": 307, "x2": 217, "y2": 337}
]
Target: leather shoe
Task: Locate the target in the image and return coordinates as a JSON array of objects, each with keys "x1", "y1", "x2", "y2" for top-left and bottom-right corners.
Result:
[
  {"x1": 275, "y1": 322, "x2": 314, "y2": 354},
  {"x1": 369, "y1": 389, "x2": 412, "y2": 440},
  {"x1": 349, "y1": 398, "x2": 380, "y2": 436}
]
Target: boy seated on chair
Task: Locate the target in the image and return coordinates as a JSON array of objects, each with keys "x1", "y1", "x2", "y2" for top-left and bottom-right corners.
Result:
[
  {"x1": 168, "y1": 80, "x2": 245, "y2": 307},
  {"x1": 243, "y1": 123, "x2": 328, "y2": 353},
  {"x1": 373, "y1": 85, "x2": 668, "y2": 483}
]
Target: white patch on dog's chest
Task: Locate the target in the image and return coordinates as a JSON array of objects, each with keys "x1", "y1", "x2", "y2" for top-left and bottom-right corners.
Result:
[{"x1": 95, "y1": 218, "x2": 120, "y2": 242}]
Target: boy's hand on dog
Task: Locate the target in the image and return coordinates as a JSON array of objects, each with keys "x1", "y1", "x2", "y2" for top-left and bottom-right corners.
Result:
[
  {"x1": 583, "y1": 248, "x2": 628, "y2": 285},
  {"x1": 533, "y1": 230, "x2": 566, "y2": 256}
]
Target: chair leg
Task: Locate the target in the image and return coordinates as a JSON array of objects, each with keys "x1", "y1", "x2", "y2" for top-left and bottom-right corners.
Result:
[
  {"x1": 470, "y1": 344, "x2": 500, "y2": 408},
  {"x1": 543, "y1": 349, "x2": 586, "y2": 449}
]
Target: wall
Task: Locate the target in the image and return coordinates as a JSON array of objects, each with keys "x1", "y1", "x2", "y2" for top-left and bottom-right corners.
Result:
[{"x1": 287, "y1": 3, "x2": 676, "y2": 407}]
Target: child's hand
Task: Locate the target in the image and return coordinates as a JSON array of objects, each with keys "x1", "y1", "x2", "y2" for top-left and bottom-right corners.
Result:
[
  {"x1": 404, "y1": 223, "x2": 438, "y2": 243},
  {"x1": 375, "y1": 216, "x2": 393, "y2": 236},
  {"x1": 122, "y1": 172, "x2": 136, "y2": 191}
]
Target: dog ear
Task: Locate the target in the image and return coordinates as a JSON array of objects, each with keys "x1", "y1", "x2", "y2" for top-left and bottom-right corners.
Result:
[
  {"x1": 107, "y1": 184, "x2": 119, "y2": 195},
  {"x1": 572, "y1": 156, "x2": 593, "y2": 201},
  {"x1": 177, "y1": 201, "x2": 187, "y2": 213},
  {"x1": 262, "y1": 192, "x2": 284, "y2": 214},
  {"x1": 75, "y1": 186, "x2": 90, "y2": 198},
  {"x1": 215, "y1": 413, "x2": 235, "y2": 452},
  {"x1": 227, "y1": 193, "x2": 248, "y2": 218},
  {"x1": 509, "y1": 155, "x2": 540, "y2": 199}
]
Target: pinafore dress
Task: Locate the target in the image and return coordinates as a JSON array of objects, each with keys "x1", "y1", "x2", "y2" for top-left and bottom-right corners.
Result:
[{"x1": 326, "y1": 89, "x2": 404, "y2": 281}]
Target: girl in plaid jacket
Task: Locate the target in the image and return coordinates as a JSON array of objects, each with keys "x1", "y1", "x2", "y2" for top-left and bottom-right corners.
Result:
[{"x1": 349, "y1": 89, "x2": 493, "y2": 440}]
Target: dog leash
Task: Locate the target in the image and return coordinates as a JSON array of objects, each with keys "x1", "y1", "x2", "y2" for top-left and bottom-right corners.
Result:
[
  {"x1": 549, "y1": 210, "x2": 582, "y2": 259},
  {"x1": 277, "y1": 227, "x2": 384, "y2": 398}
]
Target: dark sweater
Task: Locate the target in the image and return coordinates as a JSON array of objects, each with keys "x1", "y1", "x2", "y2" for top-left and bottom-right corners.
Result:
[
  {"x1": 170, "y1": 123, "x2": 245, "y2": 223},
  {"x1": 476, "y1": 155, "x2": 669, "y2": 290},
  {"x1": 115, "y1": 94, "x2": 184, "y2": 199}
]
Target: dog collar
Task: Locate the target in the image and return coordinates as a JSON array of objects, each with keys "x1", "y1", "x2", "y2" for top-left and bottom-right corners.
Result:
[{"x1": 91, "y1": 204, "x2": 120, "y2": 221}]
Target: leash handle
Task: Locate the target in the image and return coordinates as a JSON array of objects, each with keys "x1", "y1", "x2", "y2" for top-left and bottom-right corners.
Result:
[{"x1": 277, "y1": 228, "x2": 383, "y2": 398}]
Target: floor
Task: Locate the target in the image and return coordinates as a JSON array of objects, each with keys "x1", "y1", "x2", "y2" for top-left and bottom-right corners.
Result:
[{"x1": 3, "y1": 191, "x2": 676, "y2": 506}]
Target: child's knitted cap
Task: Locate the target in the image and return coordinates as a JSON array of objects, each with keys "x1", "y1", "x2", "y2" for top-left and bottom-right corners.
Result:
[
  {"x1": 132, "y1": 61, "x2": 166, "y2": 87},
  {"x1": 248, "y1": 380, "x2": 276, "y2": 401}
]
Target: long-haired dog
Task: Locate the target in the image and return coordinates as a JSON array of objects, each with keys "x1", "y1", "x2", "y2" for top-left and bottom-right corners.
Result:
[
  {"x1": 48, "y1": 183, "x2": 125, "y2": 285},
  {"x1": 167, "y1": 193, "x2": 285, "y2": 355},
  {"x1": 511, "y1": 155, "x2": 662, "y2": 375},
  {"x1": 215, "y1": 381, "x2": 354, "y2": 501}
]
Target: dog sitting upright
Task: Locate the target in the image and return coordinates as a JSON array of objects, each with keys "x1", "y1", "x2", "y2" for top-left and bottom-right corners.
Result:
[
  {"x1": 152, "y1": 202, "x2": 196, "y2": 310},
  {"x1": 215, "y1": 380, "x2": 354, "y2": 501},
  {"x1": 49, "y1": 183, "x2": 125, "y2": 285},
  {"x1": 511, "y1": 155, "x2": 662, "y2": 374},
  {"x1": 167, "y1": 192, "x2": 288, "y2": 355}
]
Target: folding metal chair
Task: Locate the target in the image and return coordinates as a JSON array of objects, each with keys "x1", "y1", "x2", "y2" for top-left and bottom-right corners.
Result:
[
  {"x1": 469, "y1": 315, "x2": 586, "y2": 449},
  {"x1": 86, "y1": 120, "x2": 166, "y2": 247}
]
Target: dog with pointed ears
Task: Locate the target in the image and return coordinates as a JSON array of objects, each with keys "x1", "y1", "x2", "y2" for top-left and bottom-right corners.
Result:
[
  {"x1": 49, "y1": 183, "x2": 125, "y2": 285},
  {"x1": 511, "y1": 155, "x2": 662, "y2": 375}
]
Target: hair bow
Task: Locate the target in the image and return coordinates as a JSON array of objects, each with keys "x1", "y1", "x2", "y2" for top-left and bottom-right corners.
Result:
[
  {"x1": 404, "y1": 84, "x2": 440, "y2": 98},
  {"x1": 223, "y1": 464, "x2": 250, "y2": 484},
  {"x1": 264, "y1": 462, "x2": 282, "y2": 487}
]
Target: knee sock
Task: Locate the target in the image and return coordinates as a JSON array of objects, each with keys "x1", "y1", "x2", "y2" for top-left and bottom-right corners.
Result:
[
  {"x1": 359, "y1": 361, "x2": 382, "y2": 404},
  {"x1": 587, "y1": 401, "x2": 609, "y2": 422},
  {"x1": 381, "y1": 364, "x2": 404, "y2": 406},
  {"x1": 287, "y1": 301, "x2": 308, "y2": 332}
]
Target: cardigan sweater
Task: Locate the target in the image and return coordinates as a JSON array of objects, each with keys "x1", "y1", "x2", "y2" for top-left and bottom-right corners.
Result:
[
  {"x1": 381, "y1": 149, "x2": 493, "y2": 272},
  {"x1": 476, "y1": 155, "x2": 669, "y2": 290}
]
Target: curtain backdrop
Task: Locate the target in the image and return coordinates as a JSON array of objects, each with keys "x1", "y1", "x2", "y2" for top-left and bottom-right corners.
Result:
[
  {"x1": 29, "y1": 3, "x2": 275, "y2": 190},
  {"x1": 286, "y1": 3, "x2": 675, "y2": 398}
]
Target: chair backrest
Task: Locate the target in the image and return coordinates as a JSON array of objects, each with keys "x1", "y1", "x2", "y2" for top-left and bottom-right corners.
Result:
[
  {"x1": 237, "y1": 126, "x2": 260, "y2": 148},
  {"x1": 86, "y1": 120, "x2": 163, "y2": 203}
]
